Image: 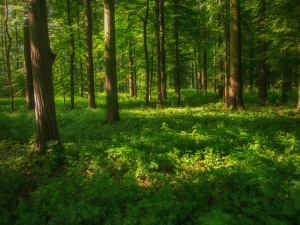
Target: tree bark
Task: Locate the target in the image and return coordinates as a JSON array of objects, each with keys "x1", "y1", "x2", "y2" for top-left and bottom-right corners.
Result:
[
  {"x1": 4, "y1": 0, "x2": 14, "y2": 112},
  {"x1": 174, "y1": 0, "x2": 180, "y2": 105},
  {"x1": 155, "y1": 0, "x2": 162, "y2": 107},
  {"x1": 104, "y1": 0, "x2": 120, "y2": 122},
  {"x1": 202, "y1": 48, "x2": 207, "y2": 95},
  {"x1": 144, "y1": 0, "x2": 150, "y2": 105},
  {"x1": 159, "y1": 0, "x2": 166, "y2": 100},
  {"x1": 258, "y1": 0, "x2": 268, "y2": 105},
  {"x1": 24, "y1": 16, "x2": 35, "y2": 110},
  {"x1": 228, "y1": 0, "x2": 244, "y2": 109},
  {"x1": 84, "y1": 0, "x2": 96, "y2": 108},
  {"x1": 129, "y1": 36, "x2": 135, "y2": 97},
  {"x1": 28, "y1": 0, "x2": 61, "y2": 153},
  {"x1": 67, "y1": 0, "x2": 75, "y2": 109}
]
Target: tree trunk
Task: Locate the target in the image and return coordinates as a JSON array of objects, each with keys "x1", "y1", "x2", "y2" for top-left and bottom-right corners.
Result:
[
  {"x1": 28, "y1": 0, "x2": 61, "y2": 153},
  {"x1": 84, "y1": 0, "x2": 96, "y2": 108},
  {"x1": 24, "y1": 16, "x2": 35, "y2": 110},
  {"x1": 4, "y1": 0, "x2": 14, "y2": 112},
  {"x1": 174, "y1": 0, "x2": 180, "y2": 105},
  {"x1": 258, "y1": 0, "x2": 268, "y2": 105},
  {"x1": 67, "y1": 0, "x2": 75, "y2": 109},
  {"x1": 104, "y1": 0, "x2": 120, "y2": 122},
  {"x1": 159, "y1": 0, "x2": 166, "y2": 100},
  {"x1": 228, "y1": 0, "x2": 244, "y2": 109},
  {"x1": 281, "y1": 51, "x2": 293, "y2": 103},
  {"x1": 129, "y1": 36, "x2": 135, "y2": 97},
  {"x1": 155, "y1": 0, "x2": 162, "y2": 107},
  {"x1": 202, "y1": 48, "x2": 207, "y2": 95},
  {"x1": 144, "y1": 0, "x2": 150, "y2": 105}
]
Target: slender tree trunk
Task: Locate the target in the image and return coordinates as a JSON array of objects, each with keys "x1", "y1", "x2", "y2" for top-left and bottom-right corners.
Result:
[
  {"x1": 202, "y1": 48, "x2": 207, "y2": 95},
  {"x1": 159, "y1": 0, "x2": 166, "y2": 100},
  {"x1": 281, "y1": 51, "x2": 293, "y2": 103},
  {"x1": 4, "y1": 0, "x2": 14, "y2": 112},
  {"x1": 258, "y1": 0, "x2": 268, "y2": 105},
  {"x1": 104, "y1": 0, "x2": 120, "y2": 122},
  {"x1": 84, "y1": 0, "x2": 96, "y2": 108},
  {"x1": 24, "y1": 16, "x2": 35, "y2": 110},
  {"x1": 194, "y1": 43, "x2": 198, "y2": 92},
  {"x1": 228, "y1": 0, "x2": 244, "y2": 109},
  {"x1": 67, "y1": 0, "x2": 75, "y2": 109},
  {"x1": 155, "y1": 0, "x2": 162, "y2": 107},
  {"x1": 129, "y1": 36, "x2": 135, "y2": 97},
  {"x1": 174, "y1": 0, "x2": 180, "y2": 105},
  {"x1": 28, "y1": 0, "x2": 61, "y2": 153},
  {"x1": 297, "y1": 67, "x2": 300, "y2": 110},
  {"x1": 79, "y1": 59, "x2": 84, "y2": 97},
  {"x1": 144, "y1": 0, "x2": 150, "y2": 105}
]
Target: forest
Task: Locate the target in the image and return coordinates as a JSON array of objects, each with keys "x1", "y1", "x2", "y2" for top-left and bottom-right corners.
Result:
[{"x1": 0, "y1": 0, "x2": 300, "y2": 224}]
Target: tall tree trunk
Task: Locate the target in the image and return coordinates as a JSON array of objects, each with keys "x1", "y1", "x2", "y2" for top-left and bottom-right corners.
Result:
[
  {"x1": 228, "y1": 0, "x2": 244, "y2": 109},
  {"x1": 174, "y1": 0, "x2": 180, "y2": 105},
  {"x1": 4, "y1": 0, "x2": 14, "y2": 112},
  {"x1": 159, "y1": 0, "x2": 166, "y2": 100},
  {"x1": 155, "y1": 0, "x2": 162, "y2": 107},
  {"x1": 104, "y1": 0, "x2": 120, "y2": 122},
  {"x1": 84, "y1": 0, "x2": 96, "y2": 108},
  {"x1": 24, "y1": 16, "x2": 35, "y2": 110},
  {"x1": 144, "y1": 0, "x2": 150, "y2": 105},
  {"x1": 217, "y1": 0, "x2": 224, "y2": 98},
  {"x1": 258, "y1": 0, "x2": 268, "y2": 105},
  {"x1": 67, "y1": 0, "x2": 75, "y2": 109},
  {"x1": 28, "y1": 0, "x2": 61, "y2": 153}
]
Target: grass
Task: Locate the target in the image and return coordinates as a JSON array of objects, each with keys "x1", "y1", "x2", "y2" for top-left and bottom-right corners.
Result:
[{"x1": 0, "y1": 89, "x2": 300, "y2": 225}]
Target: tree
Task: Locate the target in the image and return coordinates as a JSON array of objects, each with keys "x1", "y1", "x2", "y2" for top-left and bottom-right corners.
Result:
[
  {"x1": 84, "y1": 0, "x2": 96, "y2": 109},
  {"x1": 174, "y1": 0, "x2": 180, "y2": 104},
  {"x1": 66, "y1": 0, "x2": 75, "y2": 109},
  {"x1": 4, "y1": 0, "x2": 14, "y2": 112},
  {"x1": 144, "y1": 0, "x2": 150, "y2": 105},
  {"x1": 257, "y1": 0, "x2": 268, "y2": 105},
  {"x1": 24, "y1": 14, "x2": 34, "y2": 110},
  {"x1": 228, "y1": 0, "x2": 244, "y2": 109},
  {"x1": 28, "y1": 0, "x2": 61, "y2": 152},
  {"x1": 104, "y1": 0, "x2": 120, "y2": 122},
  {"x1": 155, "y1": 0, "x2": 163, "y2": 107}
]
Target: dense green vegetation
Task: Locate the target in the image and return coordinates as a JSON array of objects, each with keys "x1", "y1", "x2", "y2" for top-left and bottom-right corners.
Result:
[{"x1": 1, "y1": 90, "x2": 299, "y2": 225}]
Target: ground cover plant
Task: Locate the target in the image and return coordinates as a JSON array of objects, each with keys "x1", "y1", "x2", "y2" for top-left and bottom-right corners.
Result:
[{"x1": 0, "y1": 90, "x2": 300, "y2": 225}]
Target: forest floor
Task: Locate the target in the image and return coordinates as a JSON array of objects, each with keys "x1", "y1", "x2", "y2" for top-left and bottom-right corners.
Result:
[{"x1": 0, "y1": 89, "x2": 300, "y2": 225}]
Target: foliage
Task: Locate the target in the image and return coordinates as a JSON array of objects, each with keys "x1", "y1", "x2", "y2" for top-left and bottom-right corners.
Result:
[{"x1": 1, "y1": 90, "x2": 300, "y2": 224}]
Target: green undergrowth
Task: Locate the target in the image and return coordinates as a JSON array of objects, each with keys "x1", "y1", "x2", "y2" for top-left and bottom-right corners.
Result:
[{"x1": 0, "y1": 89, "x2": 300, "y2": 225}]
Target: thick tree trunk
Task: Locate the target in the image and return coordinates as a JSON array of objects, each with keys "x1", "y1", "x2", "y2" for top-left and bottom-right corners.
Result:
[
  {"x1": 104, "y1": 0, "x2": 120, "y2": 122},
  {"x1": 144, "y1": 0, "x2": 150, "y2": 105},
  {"x1": 258, "y1": 0, "x2": 268, "y2": 105},
  {"x1": 229, "y1": 0, "x2": 244, "y2": 109},
  {"x1": 28, "y1": 0, "x2": 61, "y2": 153},
  {"x1": 4, "y1": 0, "x2": 14, "y2": 112},
  {"x1": 84, "y1": 0, "x2": 96, "y2": 108},
  {"x1": 67, "y1": 0, "x2": 75, "y2": 109},
  {"x1": 24, "y1": 17, "x2": 35, "y2": 110}
]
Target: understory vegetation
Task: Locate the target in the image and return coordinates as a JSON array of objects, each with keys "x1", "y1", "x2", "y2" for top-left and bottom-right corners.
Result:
[{"x1": 0, "y1": 90, "x2": 300, "y2": 225}]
